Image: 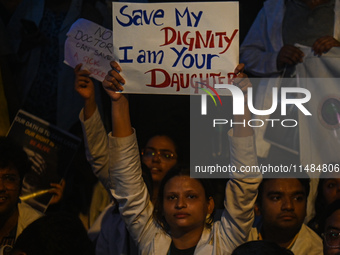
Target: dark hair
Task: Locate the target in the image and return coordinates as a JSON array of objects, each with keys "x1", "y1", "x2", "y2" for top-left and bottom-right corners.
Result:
[
  {"x1": 320, "y1": 199, "x2": 340, "y2": 234},
  {"x1": 232, "y1": 240, "x2": 294, "y2": 255},
  {"x1": 257, "y1": 176, "x2": 310, "y2": 207},
  {"x1": 12, "y1": 212, "x2": 95, "y2": 255},
  {"x1": 153, "y1": 166, "x2": 215, "y2": 233},
  {"x1": 0, "y1": 136, "x2": 31, "y2": 183}
]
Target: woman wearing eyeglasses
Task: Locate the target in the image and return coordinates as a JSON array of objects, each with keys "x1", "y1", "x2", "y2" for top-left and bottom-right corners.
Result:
[
  {"x1": 141, "y1": 135, "x2": 179, "y2": 203},
  {"x1": 75, "y1": 63, "x2": 181, "y2": 198},
  {"x1": 75, "y1": 63, "x2": 181, "y2": 200}
]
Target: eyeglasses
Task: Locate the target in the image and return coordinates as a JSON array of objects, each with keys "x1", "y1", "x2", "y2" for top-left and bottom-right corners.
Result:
[
  {"x1": 322, "y1": 231, "x2": 340, "y2": 248},
  {"x1": 0, "y1": 174, "x2": 20, "y2": 190},
  {"x1": 141, "y1": 148, "x2": 177, "y2": 161}
]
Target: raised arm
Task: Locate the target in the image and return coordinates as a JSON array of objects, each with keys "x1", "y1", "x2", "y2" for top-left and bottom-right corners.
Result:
[
  {"x1": 104, "y1": 61, "x2": 156, "y2": 248},
  {"x1": 75, "y1": 63, "x2": 110, "y2": 190},
  {"x1": 102, "y1": 61, "x2": 132, "y2": 137},
  {"x1": 74, "y1": 63, "x2": 97, "y2": 120},
  {"x1": 218, "y1": 65, "x2": 262, "y2": 252},
  {"x1": 232, "y1": 63, "x2": 253, "y2": 138}
]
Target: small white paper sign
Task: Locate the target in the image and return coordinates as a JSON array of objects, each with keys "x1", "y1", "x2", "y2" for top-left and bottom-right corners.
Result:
[
  {"x1": 64, "y1": 18, "x2": 113, "y2": 82},
  {"x1": 113, "y1": 2, "x2": 239, "y2": 95}
]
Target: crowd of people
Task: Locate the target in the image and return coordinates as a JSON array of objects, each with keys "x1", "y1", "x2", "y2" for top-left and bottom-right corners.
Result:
[{"x1": 1, "y1": 0, "x2": 340, "y2": 255}]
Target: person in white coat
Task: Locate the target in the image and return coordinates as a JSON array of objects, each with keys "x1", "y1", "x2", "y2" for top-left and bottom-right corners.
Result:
[{"x1": 102, "y1": 61, "x2": 261, "y2": 254}]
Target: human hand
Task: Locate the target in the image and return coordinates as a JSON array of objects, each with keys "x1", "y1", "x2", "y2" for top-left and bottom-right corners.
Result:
[
  {"x1": 312, "y1": 36, "x2": 340, "y2": 56},
  {"x1": 277, "y1": 45, "x2": 304, "y2": 70},
  {"x1": 102, "y1": 61, "x2": 126, "y2": 101},
  {"x1": 74, "y1": 63, "x2": 95, "y2": 101},
  {"x1": 48, "y1": 179, "x2": 65, "y2": 205},
  {"x1": 232, "y1": 63, "x2": 252, "y2": 97},
  {"x1": 232, "y1": 64, "x2": 253, "y2": 136}
]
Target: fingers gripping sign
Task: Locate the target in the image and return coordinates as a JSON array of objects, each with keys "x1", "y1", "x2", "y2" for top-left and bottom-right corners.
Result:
[
  {"x1": 102, "y1": 61, "x2": 126, "y2": 101},
  {"x1": 312, "y1": 36, "x2": 340, "y2": 56},
  {"x1": 231, "y1": 63, "x2": 254, "y2": 137},
  {"x1": 277, "y1": 45, "x2": 304, "y2": 70},
  {"x1": 74, "y1": 63, "x2": 95, "y2": 100},
  {"x1": 232, "y1": 63, "x2": 252, "y2": 101}
]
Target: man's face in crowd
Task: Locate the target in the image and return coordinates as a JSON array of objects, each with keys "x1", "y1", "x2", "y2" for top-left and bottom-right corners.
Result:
[
  {"x1": 258, "y1": 178, "x2": 307, "y2": 234},
  {"x1": 0, "y1": 167, "x2": 21, "y2": 217},
  {"x1": 324, "y1": 209, "x2": 340, "y2": 255}
]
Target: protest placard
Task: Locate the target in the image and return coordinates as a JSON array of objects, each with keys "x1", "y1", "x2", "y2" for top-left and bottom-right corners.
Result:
[
  {"x1": 7, "y1": 110, "x2": 81, "y2": 212},
  {"x1": 112, "y1": 2, "x2": 239, "y2": 95},
  {"x1": 64, "y1": 18, "x2": 113, "y2": 82}
]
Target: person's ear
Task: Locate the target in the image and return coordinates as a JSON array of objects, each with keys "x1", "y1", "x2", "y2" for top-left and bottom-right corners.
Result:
[
  {"x1": 254, "y1": 203, "x2": 261, "y2": 216},
  {"x1": 207, "y1": 196, "x2": 215, "y2": 215}
]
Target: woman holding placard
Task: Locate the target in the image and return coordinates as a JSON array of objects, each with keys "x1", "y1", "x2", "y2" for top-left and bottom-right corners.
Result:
[{"x1": 100, "y1": 61, "x2": 261, "y2": 254}]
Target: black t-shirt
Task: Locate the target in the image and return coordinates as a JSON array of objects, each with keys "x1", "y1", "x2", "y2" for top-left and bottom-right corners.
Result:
[{"x1": 168, "y1": 241, "x2": 196, "y2": 255}]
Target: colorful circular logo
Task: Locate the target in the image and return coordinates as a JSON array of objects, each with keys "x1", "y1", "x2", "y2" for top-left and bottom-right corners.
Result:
[{"x1": 318, "y1": 96, "x2": 340, "y2": 129}]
